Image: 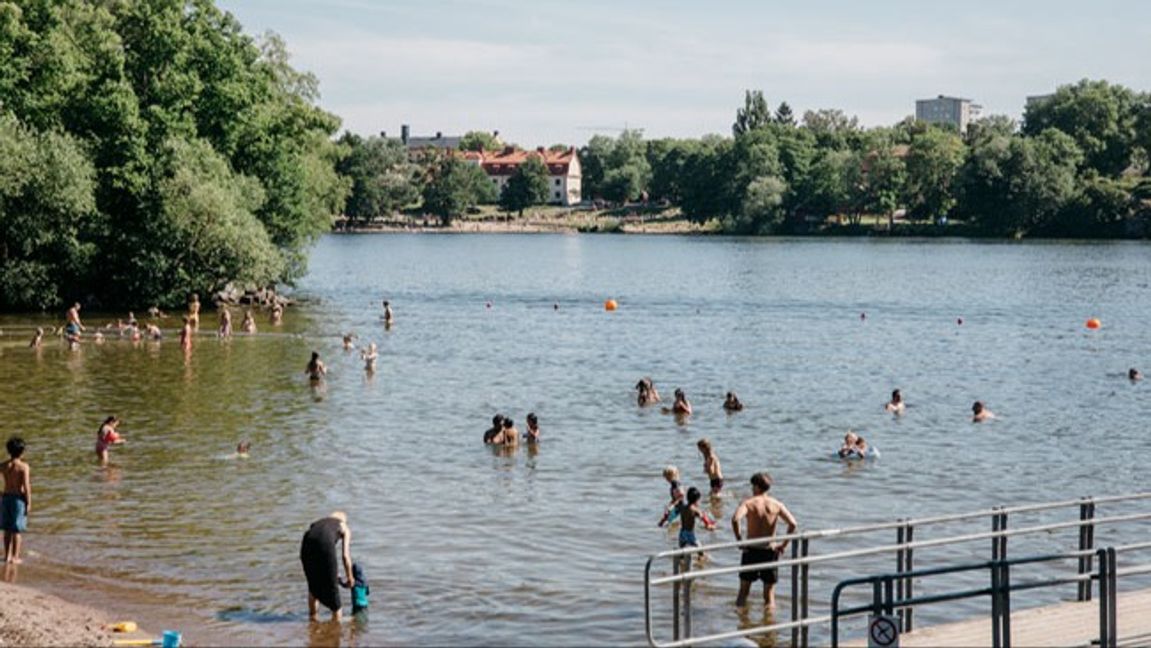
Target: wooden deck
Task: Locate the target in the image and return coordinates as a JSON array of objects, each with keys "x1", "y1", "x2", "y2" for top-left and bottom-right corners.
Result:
[{"x1": 846, "y1": 588, "x2": 1151, "y2": 647}]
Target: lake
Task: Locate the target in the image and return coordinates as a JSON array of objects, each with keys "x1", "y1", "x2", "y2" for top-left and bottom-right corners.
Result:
[{"x1": 2, "y1": 234, "x2": 1150, "y2": 646}]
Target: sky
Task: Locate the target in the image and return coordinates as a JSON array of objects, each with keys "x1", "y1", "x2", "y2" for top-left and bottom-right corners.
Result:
[{"x1": 218, "y1": 0, "x2": 1151, "y2": 147}]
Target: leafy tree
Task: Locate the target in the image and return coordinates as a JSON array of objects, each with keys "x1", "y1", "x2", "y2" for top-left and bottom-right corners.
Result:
[
  {"x1": 499, "y1": 155, "x2": 550, "y2": 217},
  {"x1": 860, "y1": 147, "x2": 907, "y2": 228},
  {"x1": 646, "y1": 138, "x2": 696, "y2": 203},
  {"x1": 337, "y1": 133, "x2": 420, "y2": 224},
  {"x1": 904, "y1": 129, "x2": 965, "y2": 222},
  {"x1": 733, "y1": 175, "x2": 788, "y2": 233},
  {"x1": 460, "y1": 131, "x2": 501, "y2": 152},
  {"x1": 733, "y1": 90, "x2": 771, "y2": 136},
  {"x1": 596, "y1": 129, "x2": 651, "y2": 203},
  {"x1": 801, "y1": 109, "x2": 861, "y2": 150},
  {"x1": 802, "y1": 149, "x2": 856, "y2": 221},
  {"x1": 579, "y1": 134, "x2": 614, "y2": 200},
  {"x1": 422, "y1": 155, "x2": 495, "y2": 225},
  {"x1": 774, "y1": 102, "x2": 796, "y2": 127},
  {"x1": 679, "y1": 136, "x2": 737, "y2": 222},
  {"x1": 1022, "y1": 79, "x2": 1140, "y2": 176}
]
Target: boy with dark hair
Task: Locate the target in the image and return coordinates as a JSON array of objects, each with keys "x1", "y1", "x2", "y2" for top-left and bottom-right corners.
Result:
[
  {"x1": 672, "y1": 487, "x2": 716, "y2": 549},
  {"x1": 2, "y1": 437, "x2": 31, "y2": 564}
]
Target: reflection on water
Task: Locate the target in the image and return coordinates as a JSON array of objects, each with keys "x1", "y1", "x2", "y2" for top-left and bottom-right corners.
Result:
[{"x1": 2, "y1": 235, "x2": 1151, "y2": 645}]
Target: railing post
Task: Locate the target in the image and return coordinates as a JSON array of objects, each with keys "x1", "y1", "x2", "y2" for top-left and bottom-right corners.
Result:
[
  {"x1": 905, "y1": 523, "x2": 915, "y2": 631},
  {"x1": 1107, "y1": 548, "x2": 1117, "y2": 647},
  {"x1": 991, "y1": 559, "x2": 1003, "y2": 648},
  {"x1": 791, "y1": 540, "x2": 800, "y2": 647},
  {"x1": 896, "y1": 523, "x2": 906, "y2": 630},
  {"x1": 1097, "y1": 548, "x2": 1110, "y2": 648},
  {"x1": 682, "y1": 555, "x2": 692, "y2": 641},
  {"x1": 1078, "y1": 498, "x2": 1096, "y2": 601},
  {"x1": 991, "y1": 509, "x2": 1008, "y2": 562},
  {"x1": 672, "y1": 556, "x2": 681, "y2": 641},
  {"x1": 800, "y1": 538, "x2": 811, "y2": 647},
  {"x1": 1001, "y1": 561, "x2": 1012, "y2": 647}
]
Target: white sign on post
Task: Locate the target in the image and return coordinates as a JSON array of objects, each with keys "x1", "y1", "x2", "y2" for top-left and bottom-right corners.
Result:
[{"x1": 868, "y1": 615, "x2": 900, "y2": 648}]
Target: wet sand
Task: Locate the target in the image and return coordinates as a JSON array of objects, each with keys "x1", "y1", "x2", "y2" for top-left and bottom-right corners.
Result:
[{"x1": 0, "y1": 580, "x2": 145, "y2": 647}]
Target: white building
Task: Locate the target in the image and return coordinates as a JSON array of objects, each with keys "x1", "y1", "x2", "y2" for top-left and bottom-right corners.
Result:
[
  {"x1": 915, "y1": 95, "x2": 982, "y2": 134},
  {"x1": 465, "y1": 147, "x2": 582, "y2": 206}
]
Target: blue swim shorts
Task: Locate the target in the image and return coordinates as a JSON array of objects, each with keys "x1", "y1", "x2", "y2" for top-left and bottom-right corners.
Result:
[
  {"x1": 1, "y1": 493, "x2": 27, "y2": 533},
  {"x1": 678, "y1": 529, "x2": 699, "y2": 548}
]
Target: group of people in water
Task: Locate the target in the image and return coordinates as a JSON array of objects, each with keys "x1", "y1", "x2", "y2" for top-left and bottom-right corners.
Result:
[{"x1": 482, "y1": 413, "x2": 542, "y2": 447}]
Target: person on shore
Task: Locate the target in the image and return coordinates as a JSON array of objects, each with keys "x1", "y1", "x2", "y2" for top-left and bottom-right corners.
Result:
[
  {"x1": 179, "y1": 316, "x2": 193, "y2": 350},
  {"x1": 305, "y1": 352, "x2": 326, "y2": 382},
  {"x1": 271, "y1": 302, "x2": 284, "y2": 326},
  {"x1": 218, "y1": 307, "x2": 232, "y2": 338},
  {"x1": 731, "y1": 472, "x2": 798, "y2": 608},
  {"x1": 28, "y1": 328, "x2": 43, "y2": 349},
  {"x1": 500, "y1": 418, "x2": 520, "y2": 447},
  {"x1": 241, "y1": 309, "x2": 256, "y2": 334},
  {"x1": 300, "y1": 511, "x2": 354, "y2": 621},
  {"x1": 1129, "y1": 368, "x2": 1142, "y2": 382},
  {"x1": 382, "y1": 300, "x2": 394, "y2": 326},
  {"x1": 698, "y1": 438, "x2": 723, "y2": 494},
  {"x1": 673, "y1": 389, "x2": 693, "y2": 416},
  {"x1": 723, "y1": 392, "x2": 744, "y2": 412},
  {"x1": 361, "y1": 343, "x2": 378, "y2": 373},
  {"x1": 657, "y1": 465, "x2": 685, "y2": 527},
  {"x1": 885, "y1": 389, "x2": 905, "y2": 415},
  {"x1": 525, "y1": 413, "x2": 541, "y2": 444},
  {"x1": 2, "y1": 437, "x2": 30, "y2": 564},
  {"x1": 187, "y1": 294, "x2": 201, "y2": 330},
  {"x1": 635, "y1": 377, "x2": 660, "y2": 406},
  {"x1": 972, "y1": 401, "x2": 995, "y2": 423},
  {"x1": 483, "y1": 415, "x2": 505, "y2": 445},
  {"x1": 95, "y1": 416, "x2": 125, "y2": 466},
  {"x1": 342, "y1": 333, "x2": 356, "y2": 351},
  {"x1": 672, "y1": 487, "x2": 716, "y2": 549},
  {"x1": 64, "y1": 302, "x2": 84, "y2": 349}
]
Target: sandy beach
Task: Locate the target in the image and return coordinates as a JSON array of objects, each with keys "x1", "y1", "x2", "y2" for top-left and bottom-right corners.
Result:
[{"x1": 0, "y1": 580, "x2": 144, "y2": 647}]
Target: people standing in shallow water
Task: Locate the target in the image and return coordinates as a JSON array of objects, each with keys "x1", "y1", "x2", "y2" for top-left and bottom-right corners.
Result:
[
  {"x1": 64, "y1": 302, "x2": 84, "y2": 349},
  {"x1": 731, "y1": 472, "x2": 798, "y2": 609},
  {"x1": 885, "y1": 389, "x2": 905, "y2": 415},
  {"x1": 658, "y1": 466, "x2": 685, "y2": 527},
  {"x1": 95, "y1": 416, "x2": 124, "y2": 466},
  {"x1": 671, "y1": 487, "x2": 717, "y2": 550},
  {"x1": 305, "y1": 352, "x2": 326, "y2": 382},
  {"x1": 361, "y1": 343, "x2": 378, "y2": 373},
  {"x1": 300, "y1": 511, "x2": 354, "y2": 621},
  {"x1": 672, "y1": 389, "x2": 693, "y2": 416},
  {"x1": 382, "y1": 300, "x2": 394, "y2": 326},
  {"x1": 187, "y1": 294, "x2": 201, "y2": 330},
  {"x1": 218, "y1": 307, "x2": 232, "y2": 338},
  {"x1": 1129, "y1": 368, "x2": 1142, "y2": 382},
  {"x1": 525, "y1": 413, "x2": 541, "y2": 443},
  {"x1": 697, "y1": 439, "x2": 723, "y2": 494},
  {"x1": 500, "y1": 418, "x2": 519, "y2": 447},
  {"x1": 483, "y1": 415, "x2": 505, "y2": 445},
  {"x1": 2, "y1": 436, "x2": 31, "y2": 564},
  {"x1": 635, "y1": 378, "x2": 660, "y2": 406},
  {"x1": 271, "y1": 303, "x2": 284, "y2": 326},
  {"x1": 972, "y1": 401, "x2": 995, "y2": 422},
  {"x1": 241, "y1": 309, "x2": 256, "y2": 334},
  {"x1": 179, "y1": 316, "x2": 193, "y2": 350},
  {"x1": 28, "y1": 328, "x2": 43, "y2": 349},
  {"x1": 723, "y1": 392, "x2": 744, "y2": 412},
  {"x1": 342, "y1": 333, "x2": 356, "y2": 351}
]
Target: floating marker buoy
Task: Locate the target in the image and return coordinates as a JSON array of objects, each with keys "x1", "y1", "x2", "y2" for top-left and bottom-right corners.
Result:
[
  {"x1": 604, "y1": 299, "x2": 618, "y2": 312},
  {"x1": 485, "y1": 302, "x2": 492, "y2": 309},
  {"x1": 1086, "y1": 318, "x2": 1102, "y2": 330},
  {"x1": 957, "y1": 317, "x2": 963, "y2": 325},
  {"x1": 860, "y1": 313, "x2": 866, "y2": 321}
]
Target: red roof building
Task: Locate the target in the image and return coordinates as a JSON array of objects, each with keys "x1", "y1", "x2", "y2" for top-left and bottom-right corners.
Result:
[{"x1": 464, "y1": 146, "x2": 582, "y2": 206}]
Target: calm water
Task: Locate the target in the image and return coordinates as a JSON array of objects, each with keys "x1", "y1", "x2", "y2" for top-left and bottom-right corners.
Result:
[{"x1": 2, "y1": 234, "x2": 1151, "y2": 646}]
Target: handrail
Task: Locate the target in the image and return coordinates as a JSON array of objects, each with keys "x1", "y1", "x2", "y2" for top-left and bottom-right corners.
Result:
[{"x1": 644, "y1": 491, "x2": 1151, "y2": 648}]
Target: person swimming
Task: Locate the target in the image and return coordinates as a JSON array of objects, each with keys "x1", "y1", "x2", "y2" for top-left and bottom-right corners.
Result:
[
  {"x1": 28, "y1": 328, "x2": 43, "y2": 349},
  {"x1": 305, "y1": 351, "x2": 326, "y2": 381},
  {"x1": 635, "y1": 377, "x2": 661, "y2": 406},
  {"x1": 145, "y1": 323, "x2": 162, "y2": 341},
  {"x1": 1129, "y1": 368, "x2": 1143, "y2": 382},
  {"x1": 885, "y1": 389, "x2": 905, "y2": 415},
  {"x1": 673, "y1": 389, "x2": 693, "y2": 416},
  {"x1": 241, "y1": 309, "x2": 256, "y2": 334},
  {"x1": 500, "y1": 418, "x2": 519, "y2": 447},
  {"x1": 525, "y1": 413, "x2": 541, "y2": 443},
  {"x1": 483, "y1": 414, "x2": 505, "y2": 445},
  {"x1": 236, "y1": 441, "x2": 251, "y2": 457},
  {"x1": 342, "y1": 333, "x2": 356, "y2": 350},
  {"x1": 723, "y1": 392, "x2": 744, "y2": 412},
  {"x1": 838, "y1": 432, "x2": 875, "y2": 460},
  {"x1": 972, "y1": 401, "x2": 995, "y2": 423},
  {"x1": 361, "y1": 343, "x2": 378, "y2": 373}
]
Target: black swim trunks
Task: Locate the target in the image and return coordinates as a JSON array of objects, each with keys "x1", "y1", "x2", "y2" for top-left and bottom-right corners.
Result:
[{"x1": 739, "y1": 547, "x2": 779, "y2": 584}]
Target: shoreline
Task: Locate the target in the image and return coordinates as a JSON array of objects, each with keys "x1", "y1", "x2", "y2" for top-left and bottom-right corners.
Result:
[{"x1": 0, "y1": 579, "x2": 150, "y2": 647}]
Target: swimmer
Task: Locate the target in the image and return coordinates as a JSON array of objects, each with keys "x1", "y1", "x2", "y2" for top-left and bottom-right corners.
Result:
[
  {"x1": 361, "y1": 343, "x2": 378, "y2": 372},
  {"x1": 218, "y1": 307, "x2": 232, "y2": 338},
  {"x1": 179, "y1": 316, "x2": 193, "y2": 349},
  {"x1": 382, "y1": 300, "x2": 393, "y2": 326},
  {"x1": 93, "y1": 331, "x2": 104, "y2": 344},
  {"x1": 837, "y1": 432, "x2": 861, "y2": 459},
  {"x1": 673, "y1": 389, "x2": 693, "y2": 416},
  {"x1": 28, "y1": 328, "x2": 43, "y2": 349},
  {"x1": 854, "y1": 435, "x2": 870, "y2": 456},
  {"x1": 635, "y1": 377, "x2": 661, "y2": 406},
  {"x1": 188, "y1": 293, "x2": 201, "y2": 329},
  {"x1": 885, "y1": 389, "x2": 905, "y2": 415},
  {"x1": 144, "y1": 323, "x2": 160, "y2": 341},
  {"x1": 525, "y1": 413, "x2": 541, "y2": 443},
  {"x1": 698, "y1": 438, "x2": 723, "y2": 494},
  {"x1": 483, "y1": 414, "x2": 505, "y2": 445},
  {"x1": 670, "y1": 487, "x2": 717, "y2": 550},
  {"x1": 500, "y1": 418, "x2": 520, "y2": 447},
  {"x1": 304, "y1": 351, "x2": 326, "y2": 382},
  {"x1": 723, "y1": 391, "x2": 744, "y2": 412},
  {"x1": 236, "y1": 441, "x2": 251, "y2": 456},
  {"x1": 342, "y1": 333, "x2": 356, "y2": 350},
  {"x1": 95, "y1": 416, "x2": 125, "y2": 466},
  {"x1": 270, "y1": 302, "x2": 284, "y2": 326},
  {"x1": 1129, "y1": 368, "x2": 1143, "y2": 382},
  {"x1": 972, "y1": 401, "x2": 995, "y2": 423},
  {"x1": 64, "y1": 302, "x2": 84, "y2": 349},
  {"x1": 657, "y1": 466, "x2": 685, "y2": 527},
  {"x1": 241, "y1": 309, "x2": 256, "y2": 334}
]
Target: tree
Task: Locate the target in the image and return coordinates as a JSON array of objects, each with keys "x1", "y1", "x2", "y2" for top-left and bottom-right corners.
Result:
[
  {"x1": 803, "y1": 149, "x2": 856, "y2": 220},
  {"x1": 422, "y1": 155, "x2": 495, "y2": 226},
  {"x1": 1022, "y1": 79, "x2": 1140, "y2": 177},
  {"x1": 734, "y1": 175, "x2": 788, "y2": 233},
  {"x1": 860, "y1": 147, "x2": 907, "y2": 227},
  {"x1": 499, "y1": 155, "x2": 550, "y2": 217},
  {"x1": 337, "y1": 133, "x2": 420, "y2": 224},
  {"x1": 733, "y1": 90, "x2": 771, "y2": 136},
  {"x1": 801, "y1": 109, "x2": 861, "y2": 150},
  {"x1": 460, "y1": 131, "x2": 501, "y2": 152},
  {"x1": 579, "y1": 134, "x2": 614, "y2": 200},
  {"x1": 904, "y1": 129, "x2": 965, "y2": 222},
  {"x1": 774, "y1": 102, "x2": 796, "y2": 127},
  {"x1": 593, "y1": 129, "x2": 651, "y2": 203}
]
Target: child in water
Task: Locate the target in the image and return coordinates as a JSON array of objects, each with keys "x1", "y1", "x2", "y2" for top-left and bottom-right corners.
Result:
[
  {"x1": 670, "y1": 487, "x2": 716, "y2": 549},
  {"x1": 723, "y1": 391, "x2": 744, "y2": 412},
  {"x1": 361, "y1": 343, "x2": 378, "y2": 373},
  {"x1": 657, "y1": 465, "x2": 685, "y2": 527},
  {"x1": 96, "y1": 416, "x2": 125, "y2": 466},
  {"x1": 697, "y1": 439, "x2": 723, "y2": 494},
  {"x1": 885, "y1": 389, "x2": 905, "y2": 415},
  {"x1": 525, "y1": 413, "x2": 541, "y2": 443}
]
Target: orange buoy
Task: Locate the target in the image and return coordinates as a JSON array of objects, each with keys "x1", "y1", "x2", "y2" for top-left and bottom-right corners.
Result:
[
  {"x1": 1086, "y1": 318, "x2": 1101, "y2": 330},
  {"x1": 604, "y1": 299, "x2": 618, "y2": 312}
]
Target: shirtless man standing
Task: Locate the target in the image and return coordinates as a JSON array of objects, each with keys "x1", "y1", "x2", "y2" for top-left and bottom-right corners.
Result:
[
  {"x1": 382, "y1": 300, "x2": 394, "y2": 327},
  {"x1": 972, "y1": 401, "x2": 995, "y2": 422},
  {"x1": 188, "y1": 294, "x2": 201, "y2": 330},
  {"x1": 65, "y1": 303, "x2": 84, "y2": 349},
  {"x1": 2, "y1": 437, "x2": 31, "y2": 564},
  {"x1": 697, "y1": 438, "x2": 724, "y2": 494},
  {"x1": 731, "y1": 472, "x2": 798, "y2": 608}
]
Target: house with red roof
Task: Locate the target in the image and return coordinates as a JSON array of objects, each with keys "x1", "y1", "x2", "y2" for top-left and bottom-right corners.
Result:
[{"x1": 465, "y1": 146, "x2": 582, "y2": 206}]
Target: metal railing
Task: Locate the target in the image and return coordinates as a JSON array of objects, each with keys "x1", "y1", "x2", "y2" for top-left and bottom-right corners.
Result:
[{"x1": 643, "y1": 492, "x2": 1151, "y2": 648}]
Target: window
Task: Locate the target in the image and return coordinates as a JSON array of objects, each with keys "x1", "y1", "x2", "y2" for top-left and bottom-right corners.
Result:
[
  {"x1": 554, "y1": 191, "x2": 561, "y2": 200},
  {"x1": 554, "y1": 178, "x2": 561, "y2": 186}
]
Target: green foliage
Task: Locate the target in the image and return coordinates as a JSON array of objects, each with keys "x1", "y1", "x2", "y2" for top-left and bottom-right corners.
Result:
[
  {"x1": 583, "y1": 129, "x2": 650, "y2": 203},
  {"x1": 904, "y1": 129, "x2": 965, "y2": 222},
  {"x1": 422, "y1": 155, "x2": 496, "y2": 225},
  {"x1": 733, "y1": 90, "x2": 772, "y2": 136},
  {"x1": 337, "y1": 133, "x2": 420, "y2": 224},
  {"x1": 499, "y1": 155, "x2": 550, "y2": 216},
  {"x1": 460, "y1": 131, "x2": 501, "y2": 152},
  {"x1": 801, "y1": 109, "x2": 861, "y2": 150},
  {"x1": 774, "y1": 102, "x2": 796, "y2": 127},
  {"x1": 1023, "y1": 79, "x2": 1140, "y2": 176},
  {"x1": 731, "y1": 175, "x2": 788, "y2": 233},
  {"x1": 0, "y1": 0, "x2": 347, "y2": 309}
]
